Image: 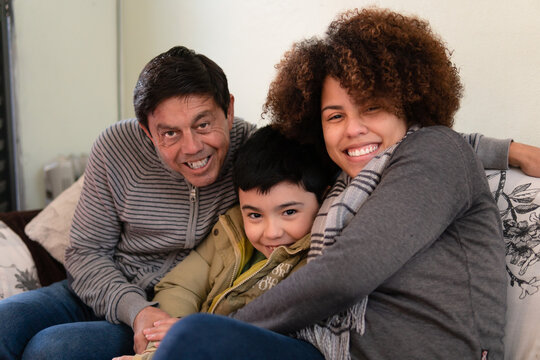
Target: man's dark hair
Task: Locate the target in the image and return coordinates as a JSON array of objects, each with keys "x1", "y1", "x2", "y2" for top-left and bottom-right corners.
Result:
[
  {"x1": 134, "y1": 46, "x2": 230, "y2": 129},
  {"x1": 233, "y1": 125, "x2": 331, "y2": 203}
]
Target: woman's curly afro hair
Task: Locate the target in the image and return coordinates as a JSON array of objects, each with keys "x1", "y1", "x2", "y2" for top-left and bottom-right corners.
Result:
[{"x1": 265, "y1": 7, "x2": 463, "y2": 147}]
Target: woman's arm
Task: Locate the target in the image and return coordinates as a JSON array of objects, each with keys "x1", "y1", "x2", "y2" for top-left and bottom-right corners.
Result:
[
  {"x1": 461, "y1": 132, "x2": 540, "y2": 177},
  {"x1": 232, "y1": 127, "x2": 484, "y2": 334},
  {"x1": 460, "y1": 132, "x2": 510, "y2": 170},
  {"x1": 509, "y1": 142, "x2": 540, "y2": 177}
]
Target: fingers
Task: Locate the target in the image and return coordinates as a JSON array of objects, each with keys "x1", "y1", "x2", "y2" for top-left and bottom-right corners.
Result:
[
  {"x1": 133, "y1": 331, "x2": 149, "y2": 354},
  {"x1": 142, "y1": 317, "x2": 180, "y2": 342}
]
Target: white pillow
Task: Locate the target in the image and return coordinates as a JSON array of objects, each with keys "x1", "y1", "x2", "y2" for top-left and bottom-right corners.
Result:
[
  {"x1": 0, "y1": 221, "x2": 40, "y2": 299},
  {"x1": 486, "y1": 168, "x2": 540, "y2": 360},
  {"x1": 24, "y1": 175, "x2": 84, "y2": 264}
]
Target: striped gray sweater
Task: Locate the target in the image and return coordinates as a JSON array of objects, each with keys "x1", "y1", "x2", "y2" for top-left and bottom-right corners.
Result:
[{"x1": 65, "y1": 118, "x2": 255, "y2": 326}]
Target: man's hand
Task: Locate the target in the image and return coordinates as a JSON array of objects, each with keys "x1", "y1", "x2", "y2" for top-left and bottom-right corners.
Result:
[
  {"x1": 133, "y1": 306, "x2": 172, "y2": 354},
  {"x1": 509, "y1": 142, "x2": 540, "y2": 177},
  {"x1": 143, "y1": 317, "x2": 181, "y2": 348}
]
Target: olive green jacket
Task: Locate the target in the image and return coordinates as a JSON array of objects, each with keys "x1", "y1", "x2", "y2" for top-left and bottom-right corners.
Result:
[{"x1": 134, "y1": 205, "x2": 310, "y2": 360}]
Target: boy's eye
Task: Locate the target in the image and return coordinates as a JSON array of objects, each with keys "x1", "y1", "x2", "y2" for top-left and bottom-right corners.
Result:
[{"x1": 283, "y1": 209, "x2": 297, "y2": 216}]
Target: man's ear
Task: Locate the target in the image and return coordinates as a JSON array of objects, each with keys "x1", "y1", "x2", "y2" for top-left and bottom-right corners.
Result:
[
  {"x1": 139, "y1": 122, "x2": 154, "y2": 142},
  {"x1": 139, "y1": 122, "x2": 156, "y2": 146},
  {"x1": 227, "y1": 94, "x2": 235, "y2": 130}
]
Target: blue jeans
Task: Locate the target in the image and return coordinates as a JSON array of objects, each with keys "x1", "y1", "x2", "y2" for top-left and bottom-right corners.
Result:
[
  {"x1": 153, "y1": 313, "x2": 324, "y2": 360},
  {"x1": 0, "y1": 280, "x2": 134, "y2": 360}
]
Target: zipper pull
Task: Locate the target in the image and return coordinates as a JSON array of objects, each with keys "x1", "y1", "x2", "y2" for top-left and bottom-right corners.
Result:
[{"x1": 190, "y1": 187, "x2": 197, "y2": 203}]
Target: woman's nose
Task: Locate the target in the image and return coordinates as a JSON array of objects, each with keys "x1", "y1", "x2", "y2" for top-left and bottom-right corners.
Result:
[{"x1": 345, "y1": 117, "x2": 369, "y2": 137}]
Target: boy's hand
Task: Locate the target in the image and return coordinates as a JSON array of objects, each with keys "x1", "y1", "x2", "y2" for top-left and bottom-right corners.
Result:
[
  {"x1": 509, "y1": 142, "x2": 540, "y2": 177},
  {"x1": 143, "y1": 317, "x2": 181, "y2": 347},
  {"x1": 133, "y1": 306, "x2": 171, "y2": 354}
]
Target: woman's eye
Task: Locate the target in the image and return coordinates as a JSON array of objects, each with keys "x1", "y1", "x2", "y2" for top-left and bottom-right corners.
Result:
[
  {"x1": 328, "y1": 114, "x2": 343, "y2": 121},
  {"x1": 365, "y1": 106, "x2": 380, "y2": 113},
  {"x1": 283, "y1": 209, "x2": 297, "y2": 216},
  {"x1": 248, "y1": 213, "x2": 261, "y2": 219}
]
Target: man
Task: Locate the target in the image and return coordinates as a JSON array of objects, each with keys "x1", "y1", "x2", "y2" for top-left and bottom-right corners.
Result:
[{"x1": 0, "y1": 46, "x2": 254, "y2": 359}]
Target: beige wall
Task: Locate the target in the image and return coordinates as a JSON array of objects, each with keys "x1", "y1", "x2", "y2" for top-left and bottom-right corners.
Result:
[
  {"x1": 12, "y1": 0, "x2": 118, "y2": 209},
  {"x1": 121, "y1": 0, "x2": 540, "y2": 143},
  {"x1": 12, "y1": 0, "x2": 540, "y2": 208}
]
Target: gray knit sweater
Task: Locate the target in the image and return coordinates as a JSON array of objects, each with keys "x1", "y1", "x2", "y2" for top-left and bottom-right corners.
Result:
[
  {"x1": 65, "y1": 118, "x2": 255, "y2": 327},
  {"x1": 233, "y1": 127, "x2": 507, "y2": 359}
]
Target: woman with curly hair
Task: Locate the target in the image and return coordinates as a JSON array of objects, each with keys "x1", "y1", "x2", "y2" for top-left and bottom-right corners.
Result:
[{"x1": 153, "y1": 8, "x2": 508, "y2": 359}]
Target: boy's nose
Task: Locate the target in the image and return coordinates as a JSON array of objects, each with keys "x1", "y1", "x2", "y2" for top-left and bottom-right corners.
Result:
[{"x1": 264, "y1": 219, "x2": 283, "y2": 240}]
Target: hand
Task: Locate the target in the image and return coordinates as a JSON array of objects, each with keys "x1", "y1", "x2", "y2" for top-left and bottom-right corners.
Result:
[
  {"x1": 143, "y1": 317, "x2": 181, "y2": 348},
  {"x1": 133, "y1": 306, "x2": 172, "y2": 354},
  {"x1": 509, "y1": 142, "x2": 540, "y2": 177}
]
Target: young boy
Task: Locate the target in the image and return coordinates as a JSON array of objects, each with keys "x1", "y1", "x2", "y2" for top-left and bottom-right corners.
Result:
[{"x1": 119, "y1": 125, "x2": 330, "y2": 360}]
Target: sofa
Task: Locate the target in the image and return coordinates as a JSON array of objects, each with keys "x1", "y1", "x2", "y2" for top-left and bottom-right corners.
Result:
[{"x1": 0, "y1": 169, "x2": 538, "y2": 359}]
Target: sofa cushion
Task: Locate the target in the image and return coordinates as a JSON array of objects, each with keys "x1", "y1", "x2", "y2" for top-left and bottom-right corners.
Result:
[
  {"x1": 487, "y1": 168, "x2": 540, "y2": 360},
  {"x1": 0, "y1": 210, "x2": 65, "y2": 287},
  {"x1": 25, "y1": 175, "x2": 84, "y2": 264},
  {"x1": 0, "y1": 220, "x2": 40, "y2": 299}
]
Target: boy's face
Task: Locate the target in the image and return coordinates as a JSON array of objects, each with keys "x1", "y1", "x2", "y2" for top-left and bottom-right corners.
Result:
[{"x1": 238, "y1": 181, "x2": 319, "y2": 258}]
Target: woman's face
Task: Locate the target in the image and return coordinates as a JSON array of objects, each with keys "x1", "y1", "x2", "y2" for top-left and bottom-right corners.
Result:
[{"x1": 321, "y1": 76, "x2": 408, "y2": 178}]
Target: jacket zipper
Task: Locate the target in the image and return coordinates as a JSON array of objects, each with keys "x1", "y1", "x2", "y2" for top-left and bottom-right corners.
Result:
[
  {"x1": 186, "y1": 184, "x2": 198, "y2": 249},
  {"x1": 209, "y1": 244, "x2": 303, "y2": 314}
]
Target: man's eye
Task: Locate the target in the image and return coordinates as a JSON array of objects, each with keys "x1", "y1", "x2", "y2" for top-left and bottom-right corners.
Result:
[
  {"x1": 283, "y1": 209, "x2": 297, "y2": 216},
  {"x1": 198, "y1": 122, "x2": 210, "y2": 130},
  {"x1": 163, "y1": 131, "x2": 176, "y2": 138}
]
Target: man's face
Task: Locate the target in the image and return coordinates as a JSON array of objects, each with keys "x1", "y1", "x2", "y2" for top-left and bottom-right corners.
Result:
[{"x1": 144, "y1": 95, "x2": 234, "y2": 187}]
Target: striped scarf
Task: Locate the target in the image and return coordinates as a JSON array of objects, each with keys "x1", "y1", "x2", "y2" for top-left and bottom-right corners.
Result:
[{"x1": 296, "y1": 126, "x2": 418, "y2": 360}]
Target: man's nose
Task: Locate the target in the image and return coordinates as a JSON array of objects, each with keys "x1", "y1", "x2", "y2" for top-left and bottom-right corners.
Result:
[{"x1": 181, "y1": 131, "x2": 203, "y2": 154}]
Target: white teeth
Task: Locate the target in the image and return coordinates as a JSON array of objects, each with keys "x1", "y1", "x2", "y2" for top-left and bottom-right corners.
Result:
[
  {"x1": 187, "y1": 157, "x2": 209, "y2": 169},
  {"x1": 348, "y1": 144, "x2": 379, "y2": 157}
]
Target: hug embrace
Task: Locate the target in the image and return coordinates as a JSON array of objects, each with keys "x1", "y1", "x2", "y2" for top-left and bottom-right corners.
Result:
[{"x1": 2, "y1": 6, "x2": 540, "y2": 360}]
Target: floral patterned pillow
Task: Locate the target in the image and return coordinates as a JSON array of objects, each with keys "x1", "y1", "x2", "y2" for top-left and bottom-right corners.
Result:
[
  {"x1": 486, "y1": 168, "x2": 540, "y2": 360},
  {"x1": 0, "y1": 221, "x2": 40, "y2": 299}
]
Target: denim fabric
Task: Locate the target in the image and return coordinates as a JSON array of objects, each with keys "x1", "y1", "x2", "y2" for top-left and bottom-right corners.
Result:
[
  {"x1": 0, "y1": 280, "x2": 134, "y2": 360},
  {"x1": 153, "y1": 313, "x2": 324, "y2": 360}
]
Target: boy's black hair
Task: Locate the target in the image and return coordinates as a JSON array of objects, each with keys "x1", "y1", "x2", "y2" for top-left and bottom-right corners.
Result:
[{"x1": 233, "y1": 125, "x2": 331, "y2": 203}]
